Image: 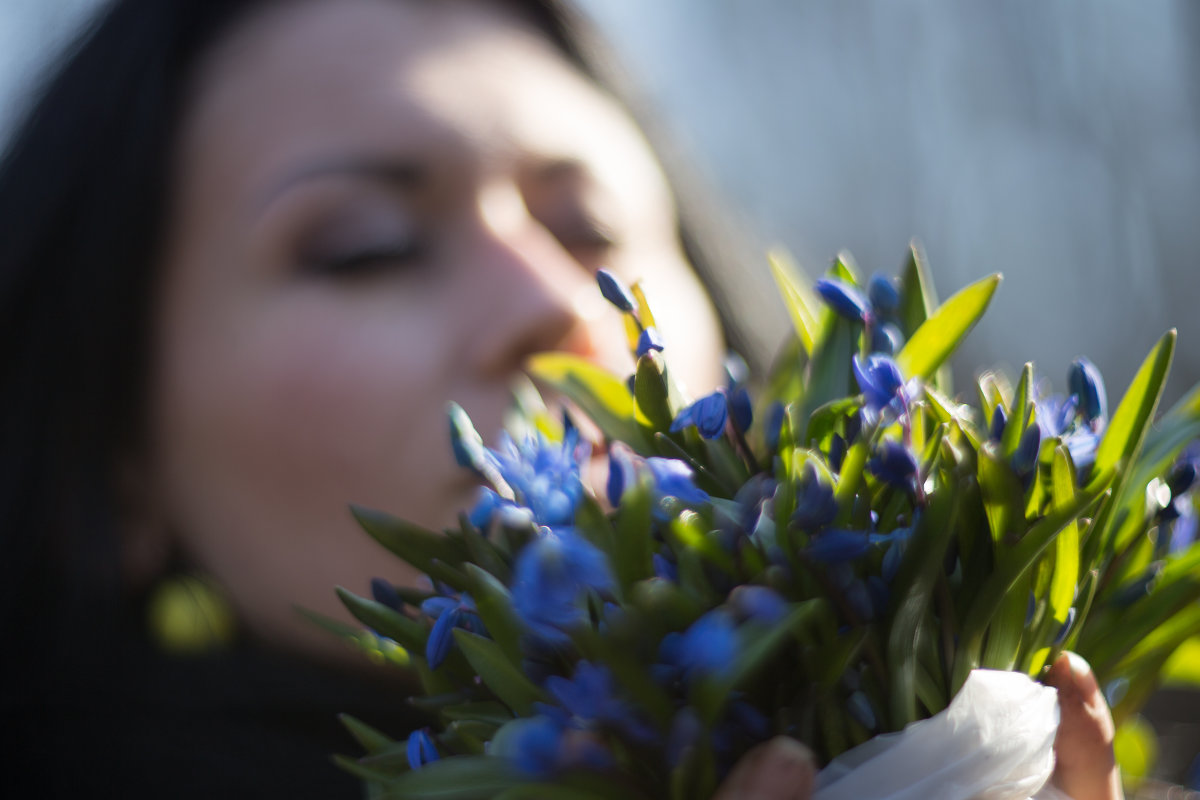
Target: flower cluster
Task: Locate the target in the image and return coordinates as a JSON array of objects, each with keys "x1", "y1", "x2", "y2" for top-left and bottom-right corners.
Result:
[{"x1": 333, "y1": 255, "x2": 1200, "y2": 799}]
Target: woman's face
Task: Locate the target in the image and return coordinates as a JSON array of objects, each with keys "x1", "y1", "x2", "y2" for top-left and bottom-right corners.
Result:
[{"x1": 147, "y1": 0, "x2": 724, "y2": 658}]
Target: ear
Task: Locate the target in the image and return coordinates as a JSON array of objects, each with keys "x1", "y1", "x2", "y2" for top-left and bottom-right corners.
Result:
[{"x1": 113, "y1": 454, "x2": 172, "y2": 589}]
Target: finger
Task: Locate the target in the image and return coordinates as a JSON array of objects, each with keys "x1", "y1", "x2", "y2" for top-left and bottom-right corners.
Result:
[
  {"x1": 1044, "y1": 651, "x2": 1124, "y2": 800},
  {"x1": 713, "y1": 736, "x2": 817, "y2": 800}
]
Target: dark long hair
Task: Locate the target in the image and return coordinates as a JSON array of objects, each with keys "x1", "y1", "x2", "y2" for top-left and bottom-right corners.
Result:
[{"x1": 0, "y1": 0, "x2": 753, "y2": 700}]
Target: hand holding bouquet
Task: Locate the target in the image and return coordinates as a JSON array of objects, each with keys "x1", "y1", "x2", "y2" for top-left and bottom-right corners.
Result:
[{"x1": 327, "y1": 244, "x2": 1200, "y2": 798}]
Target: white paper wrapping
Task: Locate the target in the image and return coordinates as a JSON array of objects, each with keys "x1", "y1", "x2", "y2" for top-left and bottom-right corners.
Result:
[{"x1": 814, "y1": 669, "x2": 1066, "y2": 800}]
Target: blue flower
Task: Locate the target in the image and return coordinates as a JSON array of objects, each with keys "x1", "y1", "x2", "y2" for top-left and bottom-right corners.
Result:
[
  {"x1": 792, "y1": 464, "x2": 838, "y2": 530},
  {"x1": 659, "y1": 610, "x2": 738, "y2": 682},
  {"x1": 370, "y1": 577, "x2": 403, "y2": 611},
  {"x1": 853, "y1": 354, "x2": 905, "y2": 416},
  {"x1": 489, "y1": 430, "x2": 586, "y2": 527},
  {"x1": 816, "y1": 278, "x2": 871, "y2": 321},
  {"x1": 728, "y1": 385, "x2": 753, "y2": 433},
  {"x1": 406, "y1": 729, "x2": 440, "y2": 769},
  {"x1": 868, "y1": 440, "x2": 919, "y2": 491},
  {"x1": 670, "y1": 390, "x2": 729, "y2": 439},
  {"x1": 596, "y1": 268, "x2": 637, "y2": 313},
  {"x1": 646, "y1": 457, "x2": 709, "y2": 505},
  {"x1": 728, "y1": 585, "x2": 788, "y2": 625},
  {"x1": 1068, "y1": 357, "x2": 1107, "y2": 422},
  {"x1": 867, "y1": 273, "x2": 900, "y2": 314},
  {"x1": 636, "y1": 326, "x2": 665, "y2": 358},
  {"x1": 542, "y1": 661, "x2": 658, "y2": 744},
  {"x1": 421, "y1": 592, "x2": 482, "y2": 668},
  {"x1": 511, "y1": 528, "x2": 615, "y2": 642},
  {"x1": 870, "y1": 322, "x2": 904, "y2": 355}
]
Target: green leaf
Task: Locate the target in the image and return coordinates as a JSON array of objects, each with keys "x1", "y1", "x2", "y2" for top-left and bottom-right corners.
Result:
[
  {"x1": 377, "y1": 756, "x2": 522, "y2": 799},
  {"x1": 1001, "y1": 363, "x2": 1035, "y2": 458},
  {"x1": 981, "y1": 570, "x2": 1029, "y2": 671},
  {"x1": 797, "y1": 314, "x2": 857, "y2": 432},
  {"x1": 896, "y1": 240, "x2": 937, "y2": 341},
  {"x1": 451, "y1": 630, "x2": 546, "y2": 716},
  {"x1": 462, "y1": 564, "x2": 526, "y2": 667},
  {"x1": 351, "y1": 506, "x2": 470, "y2": 590},
  {"x1": 1048, "y1": 446, "x2": 1081, "y2": 627},
  {"x1": 336, "y1": 586, "x2": 427, "y2": 653},
  {"x1": 1084, "y1": 330, "x2": 1176, "y2": 549},
  {"x1": 953, "y1": 488, "x2": 1107, "y2": 692},
  {"x1": 977, "y1": 441, "x2": 1025, "y2": 547},
  {"x1": 895, "y1": 273, "x2": 1001, "y2": 381},
  {"x1": 887, "y1": 486, "x2": 961, "y2": 728},
  {"x1": 526, "y1": 352, "x2": 653, "y2": 451},
  {"x1": 612, "y1": 478, "x2": 655, "y2": 591},
  {"x1": 768, "y1": 248, "x2": 823, "y2": 356},
  {"x1": 339, "y1": 714, "x2": 396, "y2": 756},
  {"x1": 634, "y1": 351, "x2": 675, "y2": 430}
]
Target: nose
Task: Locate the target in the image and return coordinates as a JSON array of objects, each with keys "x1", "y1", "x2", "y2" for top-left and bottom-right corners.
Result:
[{"x1": 462, "y1": 183, "x2": 599, "y2": 377}]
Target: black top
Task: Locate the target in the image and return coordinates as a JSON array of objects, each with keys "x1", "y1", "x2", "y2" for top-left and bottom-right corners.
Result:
[{"x1": 5, "y1": 630, "x2": 423, "y2": 798}]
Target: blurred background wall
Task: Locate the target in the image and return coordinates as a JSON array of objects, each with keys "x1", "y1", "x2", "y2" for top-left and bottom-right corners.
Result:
[
  {"x1": 576, "y1": 0, "x2": 1200, "y2": 405},
  {"x1": 2, "y1": 0, "x2": 1198, "y2": 398}
]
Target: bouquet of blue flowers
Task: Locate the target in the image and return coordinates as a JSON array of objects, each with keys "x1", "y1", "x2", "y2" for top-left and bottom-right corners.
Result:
[{"x1": 325, "y1": 244, "x2": 1200, "y2": 798}]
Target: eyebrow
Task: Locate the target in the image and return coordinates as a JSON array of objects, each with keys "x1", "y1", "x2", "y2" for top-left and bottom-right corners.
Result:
[{"x1": 256, "y1": 158, "x2": 426, "y2": 211}]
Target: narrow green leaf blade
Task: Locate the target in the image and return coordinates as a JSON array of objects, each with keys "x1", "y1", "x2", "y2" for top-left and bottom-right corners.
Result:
[
  {"x1": 895, "y1": 273, "x2": 1001, "y2": 381},
  {"x1": 451, "y1": 629, "x2": 546, "y2": 716}
]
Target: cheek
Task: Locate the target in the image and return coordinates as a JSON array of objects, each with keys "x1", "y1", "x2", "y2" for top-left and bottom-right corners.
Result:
[{"x1": 148, "y1": 288, "x2": 482, "y2": 643}]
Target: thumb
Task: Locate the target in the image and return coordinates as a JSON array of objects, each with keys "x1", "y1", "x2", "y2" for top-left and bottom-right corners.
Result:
[
  {"x1": 712, "y1": 736, "x2": 817, "y2": 800},
  {"x1": 1043, "y1": 651, "x2": 1124, "y2": 800}
]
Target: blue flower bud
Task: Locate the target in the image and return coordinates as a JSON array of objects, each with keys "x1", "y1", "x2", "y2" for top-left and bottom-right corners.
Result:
[
  {"x1": 606, "y1": 447, "x2": 631, "y2": 507},
  {"x1": 728, "y1": 386, "x2": 753, "y2": 433},
  {"x1": 652, "y1": 552, "x2": 678, "y2": 581},
  {"x1": 870, "y1": 322, "x2": 904, "y2": 355},
  {"x1": 370, "y1": 577, "x2": 403, "y2": 611},
  {"x1": 729, "y1": 585, "x2": 788, "y2": 625},
  {"x1": 765, "y1": 401, "x2": 786, "y2": 451},
  {"x1": 792, "y1": 464, "x2": 838, "y2": 530},
  {"x1": 1053, "y1": 607, "x2": 1077, "y2": 646},
  {"x1": 596, "y1": 268, "x2": 637, "y2": 313},
  {"x1": 868, "y1": 441, "x2": 919, "y2": 490},
  {"x1": 670, "y1": 391, "x2": 728, "y2": 439},
  {"x1": 468, "y1": 487, "x2": 502, "y2": 529},
  {"x1": 646, "y1": 457, "x2": 709, "y2": 504},
  {"x1": 636, "y1": 326, "x2": 665, "y2": 358},
  {"x1": 989, "y1": 404, "x2": 1008, "y2": 442},
  {"x1": 867, "y1": 273, "x2": 900, "y2": 313},
  {"x1": 406, "y1": 729, "x2": 440, "y2": 769},
  {"x1": 426, "y1": 605, "x2": 464, "y2": 668},
  {"x1": 1167, "y1": 461, "x2": 1198, "y2": 497},
  {"x1": 828, "y1": 433, "x2": 846, "y2": 472},
  {"x1": 853, "y1": 354, "x2": 905, "y2": 414},
  {"x1": 1026, "y1": 593, "x2": 1036, "y2": 626},
  {"x1": 447, "y1": 402, "x2": 485, "y2": 470},
  {"x1": 1068, "y1": 357, "x2": 1107, "y2": 422},
  {"x1": 816, "y1": 278, "x2": 871, "y2": 321},
  {"x1": 675, "y1": 610, "x2": 738, "y2": 679},
  {"x1": 1012, "y1": 424, "x2": 1042, "y2": 475}
]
